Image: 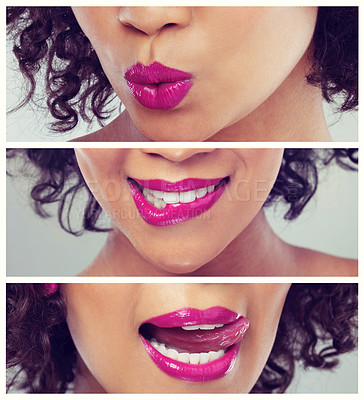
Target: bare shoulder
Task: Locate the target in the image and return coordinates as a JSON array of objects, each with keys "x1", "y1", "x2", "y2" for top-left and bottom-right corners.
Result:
[{"x1": 294, "y1": 247, "x2": 357, "y2": 276}]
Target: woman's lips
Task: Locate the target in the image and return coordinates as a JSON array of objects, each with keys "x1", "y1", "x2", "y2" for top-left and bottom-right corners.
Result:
[
  {"x1": 133, "y1": 178, "x2": 223, "y2": 192},
  {"x1": 128, "y1": 177, "x2": 229, "y2": 227},
  {"x1": 124, "y1": 62, "x2": 193, "y2": 110},
  {"x1": 139, "y1": 307, "x2": 250, "y2": 382}
]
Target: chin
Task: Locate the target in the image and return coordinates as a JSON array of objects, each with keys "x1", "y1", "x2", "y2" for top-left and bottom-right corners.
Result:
[
  {"x1": 145, "y1": 249, "x2": 215, "y2": 275},
  {"x1": 131, "y1": 111, "x2": 214, "y2": 142}
]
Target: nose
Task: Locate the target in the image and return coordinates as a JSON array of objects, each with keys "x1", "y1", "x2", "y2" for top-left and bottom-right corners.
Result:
[
  {"x1": 141, "y1": 148, "x2": 216, "y2": 163},
  {"x1": 118, "y1": 7, "x2": 192, "y2": 36}
]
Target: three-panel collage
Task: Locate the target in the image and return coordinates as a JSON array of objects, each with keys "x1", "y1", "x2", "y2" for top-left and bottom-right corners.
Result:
[{"x1": 6, "y1": 5, "x2": 359, "y2": 397}]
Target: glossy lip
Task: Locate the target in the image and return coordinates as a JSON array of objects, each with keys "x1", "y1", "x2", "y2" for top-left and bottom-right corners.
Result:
[
  {"x1": 128, "y1": 177, "x2": 229, "y2": 227},
  {"x1": 139, "y1": 307, "x2": 249, "y2": 382},
  {"x1": 133, "y1": 178, "x2": 223, "y2": 192},
  {"x1": 143, "y1": 306, "x2": 242, "y2": 327},
  {"x1": 124, "y1": 62, "x2": 193, "y2": 110}
]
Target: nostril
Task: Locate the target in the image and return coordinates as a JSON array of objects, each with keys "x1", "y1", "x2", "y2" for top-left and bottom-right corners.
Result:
[
  {"x1": 147, "y1": 152, "x2": 163, "y2": 158},
  {"x1": 122, "y1": 22, "x2": 148, "y2": 35},
  {"x1": 164, "y1": 23, "x2": 177, "y2": 28},
  {"x1": 120, "y1": 21, "x2": 179, "y2": 37}
]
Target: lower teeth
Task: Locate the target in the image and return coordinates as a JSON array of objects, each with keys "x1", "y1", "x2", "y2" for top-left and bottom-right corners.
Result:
[{"x1": 148, "y1": 338, "x2": 225, "y2": 364}]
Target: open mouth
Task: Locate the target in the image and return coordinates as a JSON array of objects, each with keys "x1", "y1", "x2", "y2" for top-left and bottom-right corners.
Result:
[
  {"x1": 128, "y1": 177, "x2": 229, "y2": 226},
  {"x1": 139, "y1": 307, "x2": 249, "y2": 382}
]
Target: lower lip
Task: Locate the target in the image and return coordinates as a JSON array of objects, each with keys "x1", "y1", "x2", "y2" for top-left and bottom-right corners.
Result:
[
  {"x1": 126, "y1": 79, "x2": 193, "y2": 110},
  {"x1": 128, "y1": 179, "x2": 227, "y2": 227},
  {"x1": 140, "y1": 336, "x2": 241, "y2": 382}
]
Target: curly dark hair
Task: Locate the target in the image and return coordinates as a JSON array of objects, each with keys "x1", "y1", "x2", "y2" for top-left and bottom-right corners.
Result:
[
  {"x1": 7, "y1": 6, "x2": 358, "y2": 133},
  {"x1": 6, "y1": 283, "x2": 358, "y2": 393},
  {"x1": 6, "y1": 284, "x2": 76, "y2": 393},
  {"x1": 6, "y1": 148, "x2": 358, "y2": 235}
]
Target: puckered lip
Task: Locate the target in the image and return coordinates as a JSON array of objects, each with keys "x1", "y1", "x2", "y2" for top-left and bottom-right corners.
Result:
[
  {"x1": 131, "y1": 177, "x2": 225, "y2": 192},
  {"x1": 141, "y1": 306, "x2": 242, "y2": 327},
  {"x1": 124, "y1": 61, "x2": 193, "y2": 84},
  {"x1": 138, "y1": 307, "x2": 250, "y2": 382}
]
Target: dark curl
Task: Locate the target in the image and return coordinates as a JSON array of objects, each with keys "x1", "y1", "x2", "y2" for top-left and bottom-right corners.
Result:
[
  {"x1": 6, "y1": 284, "x2": 76, "y2": 393},
  {"x1": 7, "y1": 7, "x2": 114, "y2": 132},
  {"x1": 252, "y1": 283, "x2": 358, "y2": 393},
  {"x1": 6, "y1": 283, "x2": 358, "y2": 393},
  {"x1": 6, "y1": 148, "x2": 358, "y2": 235},
  {"x1": 7, "y1": 7, "x2": 358, "y2": 133},
  {"x1": 307, "y1": 7, "x2": 358, "y2": 111}
]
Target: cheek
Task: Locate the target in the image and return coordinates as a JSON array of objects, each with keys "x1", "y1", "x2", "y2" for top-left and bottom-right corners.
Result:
[
  {"x1": 231, "y1": 149, "x2": 283, "y2": 204},
  {"x1": 238, "y1": 284, "x2": 291, "y2": 390},
  {"x1": 75, "y1": 149, "x2": 130, "y2": 209},
  {"x1": 63, "y1": 284, "x2": 143, "y2": 392},
  {"x1": 204, "y1": 8, "x2": 316, "y2": 122}
]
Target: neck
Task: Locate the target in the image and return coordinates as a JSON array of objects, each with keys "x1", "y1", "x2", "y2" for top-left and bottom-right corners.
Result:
[
  {"x1": 82, "y1": 210, "x2": 296, "y2": 276},
  {"x1": 73, "y1": 356, "x2": 106, "y2": 393}
]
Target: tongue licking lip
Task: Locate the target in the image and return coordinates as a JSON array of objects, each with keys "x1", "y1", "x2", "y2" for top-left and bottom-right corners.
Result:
[
  {"x1": 139, "y1": 317, "x2": 249, "y2": 353},
  {"x1": 139, "y1": 307, "x2": 249, "y2": 382}
]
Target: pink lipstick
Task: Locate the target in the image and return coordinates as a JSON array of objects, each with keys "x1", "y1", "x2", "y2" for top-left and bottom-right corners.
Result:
[
  {"x1": 124, "y1": 62, "x2": 193, "y2": 110},
  {"x1": 139, "y1": 307, "x2": 249, "y2": 382},
  {"x1": 128, "y1": 177, "x2": 229, "y2": 226}
]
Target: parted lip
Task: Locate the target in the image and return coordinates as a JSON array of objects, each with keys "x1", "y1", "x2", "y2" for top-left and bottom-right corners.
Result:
[
  {"x1": 128, "y1": 178, "x2": 228, "y2": 226},
  {"x1": 125, "y1": 61, "x2": 193, "y2": 84},
  {"x1": 139, "y1": 307, "x2": 250, "y2": 382},
  {"x1": 141, "y1": 306, "x2": 243, "y2": 327},
  {"x1": 131, "y1": 178, "x2": 225, "y2": 192}
]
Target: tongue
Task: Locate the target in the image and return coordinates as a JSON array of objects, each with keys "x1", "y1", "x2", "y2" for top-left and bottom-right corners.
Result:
[{"x1": 140, "y1": 318, "x2": 249, "y2": 353}]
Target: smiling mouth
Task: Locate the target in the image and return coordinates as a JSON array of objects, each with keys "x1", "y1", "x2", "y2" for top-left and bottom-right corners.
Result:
[
  {"x1": 131, "y1": 177, "x2": 229, "y2": 210},
  {"x1": 128, "y1": 177, "x2": 229, "y2": 226},
  {"x1": 139, "y1": 307, "x2": 249, "y2": 382}
]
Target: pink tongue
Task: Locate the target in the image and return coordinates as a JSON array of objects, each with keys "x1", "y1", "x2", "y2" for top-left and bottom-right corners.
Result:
[{"x1": 142, "y1": 318, "x2": 249, "y2": 353}]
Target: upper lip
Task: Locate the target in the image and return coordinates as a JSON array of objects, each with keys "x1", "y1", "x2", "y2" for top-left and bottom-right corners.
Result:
[
  {"x1": 141, "y1": 306, "x2": 243, "y2": 327},
  {"x1": 131, "y1": 178, "x2": 226, "y2": 192},
  {"x1": 124, "y1": 61, "x2": 193, "y2": 84}
]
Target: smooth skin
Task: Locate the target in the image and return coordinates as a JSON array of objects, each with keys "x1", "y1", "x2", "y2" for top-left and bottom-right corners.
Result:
[
  {"x1": 75, "y1": 148, "x2": 357, "y2": 277},
  {"x1": 71, "y1": 6, "x2": 331, "y2": 142},
  {"x1": 63, "y1": 283, "x2": 291, "y2": 393}
]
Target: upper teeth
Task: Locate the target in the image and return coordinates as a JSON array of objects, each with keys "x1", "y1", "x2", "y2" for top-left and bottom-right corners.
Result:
[
  {"x1": 142, "y1": 185, "x2": 216, "y2": 209},
  {"x1": 181, "y1": 323, "x2": 224, "y2": 331}
]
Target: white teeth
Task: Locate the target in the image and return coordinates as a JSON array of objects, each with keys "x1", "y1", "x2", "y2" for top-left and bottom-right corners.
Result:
[
  {"x1": 166, "y1": 348, "x2": 179, "y2": 360},
  {"x1": 143, "y1": 188, "x2": 167, "y2": 209},
  {"x1": 140, "y1": 182, "x2": 220, "y2": 209},
  {"x1": 189, "y1": 353, "x2": 200, "y2": 365},
  {"x1": 163, "y1": 191, "x2": 180, "y2": 204},
  {"x1": 181, "y1": 323, "x2": 224, "y2": 331},
  {"x1": 177, "y1": 353, "x2": 190, "y2": 363},
  {"x1": 148, "y1": 338, "x2": 226, "y2": 364},
  {"x1": 151, "y1": 190, "x2": 164, "y2": 199},
  {"x1": 154, "y1": 198, "x2": 167, "y2": 210},
  {"x1": 209, "y1": 350, "x2": 224, "y2": 361},
  {"x1": 195, "y1": 187, "x2": 208, "y2": 198},
  {"x1": 179, "y1": 190, "x2": 196, "y2": 203},
  {"x1": 200, "y1": 353, "x2": 210, "y2": 364},
  {"x1": 199, "y1": 324, "x2": 218, "y2": 330}
]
